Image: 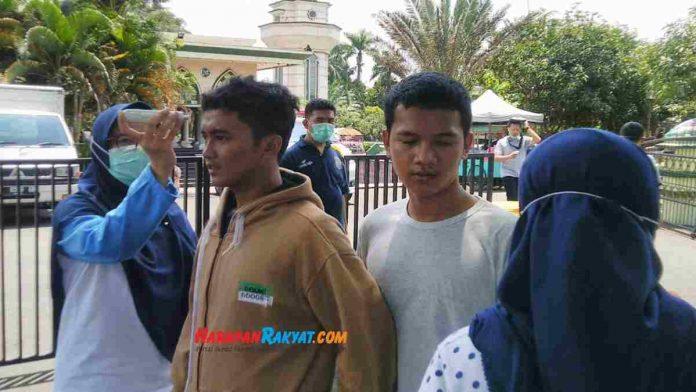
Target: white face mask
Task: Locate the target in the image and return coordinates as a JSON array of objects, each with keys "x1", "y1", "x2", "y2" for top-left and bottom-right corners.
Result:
[{"x1": 520, "y1": 191, "x2": 660, "y2": 228}]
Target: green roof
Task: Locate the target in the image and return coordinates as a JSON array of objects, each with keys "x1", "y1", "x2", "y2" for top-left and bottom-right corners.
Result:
[{"x1": 177, "y1": 44, "x2": 311, "y2": 61}]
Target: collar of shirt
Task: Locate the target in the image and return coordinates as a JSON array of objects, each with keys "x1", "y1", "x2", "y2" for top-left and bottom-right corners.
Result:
[
  {"x1": 507, "y1": 136, "x2": 523, "y2": 149},
  {"x1": 299, "y1": 135, "x2": 331, "y2": 153}
]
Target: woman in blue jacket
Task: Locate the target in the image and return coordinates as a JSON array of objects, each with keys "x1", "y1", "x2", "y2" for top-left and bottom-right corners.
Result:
[{"x1": 51, "y1": 103, "x2": 196, "y2": 392}]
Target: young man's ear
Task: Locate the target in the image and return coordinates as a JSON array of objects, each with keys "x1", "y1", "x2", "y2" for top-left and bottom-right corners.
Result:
[
  {"x1": 382, "y1": 129, "x2": 390, "y2": 157},
  {"x1": 465, "y1": 132, "x2": 474, "y2": 150},
  {"x1": 462, "y1": 132, "x2": 474, "y2": 158},
  {"x1": 264, "y1": 135, "x2": 283, "y2": 158},
  {"x1": 303, "y1": 118, "x2": 310, "y2": 131}
]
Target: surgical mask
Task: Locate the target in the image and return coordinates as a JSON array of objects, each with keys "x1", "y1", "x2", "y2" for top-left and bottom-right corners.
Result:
[
  {"x1": 109, "y1": 146, "x2": 150, "y2": 185},
  {"x1": 311, "y1": 123, "x2": 335, "y2": 144},
  {"x1": 90, "y1": 139, "x2": 150, "y2": 186},
  {"x1": 521, "y1": 191, "x2": 660, "y2": 228}
]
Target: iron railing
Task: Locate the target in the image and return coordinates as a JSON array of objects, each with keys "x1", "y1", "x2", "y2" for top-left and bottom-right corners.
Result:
[
  {"x1": 0, "y1": 153, "x2": 491, "y2": 367},
  {"x1": 0, "y1": 158, "x2": 87, "y2": 367},
  {"x1": 344, "y1": 153, "x2": 494, "y2": 246},
  {"x1": 0, "y1": 157, "x2": 209, "y2": 366}
]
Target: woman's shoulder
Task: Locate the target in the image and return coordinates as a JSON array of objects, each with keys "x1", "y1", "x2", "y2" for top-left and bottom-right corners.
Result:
[
  {"x1": 419, "y1": 326, "x2": 490, "y2": 392},
  {"x1": 436, "y1": 326, "x2": 481, "y2": 362}
]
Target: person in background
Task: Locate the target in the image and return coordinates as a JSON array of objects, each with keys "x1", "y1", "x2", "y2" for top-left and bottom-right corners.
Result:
[
  {"x1": 419, "y1": 129, "x2": 695, "y2": 392},
  {"x1": 358, "y1": 72, "x2": 517, "y2": 392},
  {"x1": 173, "y1": 165, "x2": 182, "y2": 190},
  {"x1": 171, "y1": 77, "x2": 396, "y2": 392},
  {"x1": 620, "y1": 121, "x2": 661, "y2": 185},
  {"x1": 494, "y1": 119, "x2": 541, "y2": 201},
  {"x1": 281, "y1": 99, "x2": 351, "y2": 229},
  {"x1": 51, "y1": 103, "x2": 197, "y2": 392}
]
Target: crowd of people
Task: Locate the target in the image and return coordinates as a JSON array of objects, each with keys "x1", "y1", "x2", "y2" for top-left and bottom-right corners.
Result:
[{"x1": 50, "y1": 72, "x2": 695, "y2": 392}]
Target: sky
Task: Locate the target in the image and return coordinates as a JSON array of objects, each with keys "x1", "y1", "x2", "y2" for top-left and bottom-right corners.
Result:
[{"x1": 165, "y1": 0, "x2": 694, "y2": 83}]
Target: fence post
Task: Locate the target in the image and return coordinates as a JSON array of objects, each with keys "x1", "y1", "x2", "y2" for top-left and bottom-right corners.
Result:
[
  {"x1": 486, "y1": 153, "x2": 494, "y2": 202},
  {"x1": 195, "y1": 159, "x2": 203, "y2": 236}
]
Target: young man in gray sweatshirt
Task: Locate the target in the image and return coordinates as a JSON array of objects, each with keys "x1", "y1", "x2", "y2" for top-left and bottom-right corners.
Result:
[{"x1": 358, "y1": 72, "x2": 517, "y2": 392}]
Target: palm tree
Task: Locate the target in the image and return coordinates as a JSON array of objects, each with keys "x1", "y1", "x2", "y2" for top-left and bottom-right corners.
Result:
[
  {"x1": 70, "y1": 0, "x2": 186, "y2": 32},
  {"x1": 345, "y1": 29, "x2": 375, "y2": 82},
  {"x1": 370, "y1": 40, "x2": 410, "y2": 89},
  {"x1": 329, "y1": 80, "x2": 363, "y2": 111},
  {"x1": 377, "y1": 0, "x2": 539, "y2": 87},
  {"x1": 329, "y1": 43, "x2": 353, "y2": 84},
  {"x1": 68, "y1": 0, "x2": 145, "y2": 14},
  {"x1": 98, "y1": 13, "x2": 180, "y2": 107},
  {"x1": 6, "y1": 0, "x2": 113, "y2": 139}
]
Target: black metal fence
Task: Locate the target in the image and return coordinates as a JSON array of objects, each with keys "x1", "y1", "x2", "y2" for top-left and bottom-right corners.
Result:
[
  {"x1": 0, "y1": 158, "x2": 87, "y2": 367},
  {"x1": 344, "y1": 153, "x2": 494, "y2": 246},
  {"x1": 0, "y1": 157, "x2": 209, "y2": 367},
  {"x1": 0, "y1": 153, "x2": 491, "y2": 368}
]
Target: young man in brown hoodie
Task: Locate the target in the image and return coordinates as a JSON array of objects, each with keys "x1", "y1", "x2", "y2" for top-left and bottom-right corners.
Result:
[{"x1": 171, "y1": 77, "x2": 396, "y2": 392}]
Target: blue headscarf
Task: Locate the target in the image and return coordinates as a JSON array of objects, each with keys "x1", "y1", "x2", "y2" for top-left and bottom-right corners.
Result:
[
  {"x1": 51, "y1": 103, "x2": 197, "y2": 360},
  {"x1": 469, "y1": 129, "x2": 696, "y2": 391}
]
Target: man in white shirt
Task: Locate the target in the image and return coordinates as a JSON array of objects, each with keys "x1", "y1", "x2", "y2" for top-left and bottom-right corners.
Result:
[{"x1": 494, "y1": 119, "x2": 541, "y2": 201}]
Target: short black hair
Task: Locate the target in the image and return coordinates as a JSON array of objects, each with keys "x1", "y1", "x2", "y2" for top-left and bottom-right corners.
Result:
[
  {"x1": 508, "y1": 118, "x2": 523, "y2": 126},
  {"x1": 202, "y1": 76, "x2": 298, "y2": 158},
  {"x1": 304, "y1": 98, "x2": 336, "y2": 119},
  {"x1": 620, "y1": 121, "x2": 645, "y2": 143},
  {"x1": 383, "y1": 72, "x2": 472, "y2": 136}
]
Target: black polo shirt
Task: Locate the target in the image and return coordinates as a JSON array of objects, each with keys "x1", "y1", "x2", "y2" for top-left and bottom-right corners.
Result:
[{"x1": 281, "y1": 136, "x2": 350, "y2": 227}]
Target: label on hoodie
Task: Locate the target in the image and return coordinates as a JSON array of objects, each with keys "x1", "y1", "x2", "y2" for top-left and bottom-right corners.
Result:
[{"x1": 238, "y1": 281, "x2": 274, "y2": 307}]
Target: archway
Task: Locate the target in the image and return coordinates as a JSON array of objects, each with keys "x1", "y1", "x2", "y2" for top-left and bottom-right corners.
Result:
[
  {"x1": 177, "y1": 67, "x2": 201, "y2": 106},
  {"x1": 213, "y1": 69, "x2": 237, "y2": 88}
]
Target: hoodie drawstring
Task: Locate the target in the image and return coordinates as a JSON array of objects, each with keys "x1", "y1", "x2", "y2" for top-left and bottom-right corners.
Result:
[
  {"x1": 184, "y1": 210, "x2": 245, "y2": 391},
  {"x1": 223, "y1": 213, "x2": 245, "y2": 255},
  {"x1": 184, "y1": 220, "x2": 214, "y2": 392}
]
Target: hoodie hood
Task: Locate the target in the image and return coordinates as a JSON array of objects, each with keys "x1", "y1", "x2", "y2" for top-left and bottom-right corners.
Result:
[
  {"x1": 208, "y1": 169, "x2": 323, "y2": 256},
  {"x1": 213, "y1": 169, "x2": 323, "y2": 235}
]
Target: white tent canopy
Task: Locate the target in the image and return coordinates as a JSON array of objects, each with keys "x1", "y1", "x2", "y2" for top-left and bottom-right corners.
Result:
[{"x1": 471, "y1": 90, "x2": 544, "y2": 123}]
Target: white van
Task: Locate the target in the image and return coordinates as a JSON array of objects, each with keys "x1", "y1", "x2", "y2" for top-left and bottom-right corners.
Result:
[{"x1": 0, "y1": 85, "x2": 79, "y2": 207}]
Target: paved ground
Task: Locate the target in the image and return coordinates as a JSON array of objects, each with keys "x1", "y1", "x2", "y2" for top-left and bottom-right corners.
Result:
[{"x1": 0, "y1": 189, "x2": 694, "y2": 391}]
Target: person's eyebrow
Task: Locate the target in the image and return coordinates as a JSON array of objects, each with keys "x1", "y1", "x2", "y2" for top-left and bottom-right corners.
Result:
[
  {"x1": 434, "y1": 130, "x2": 459, "y2": 137},
  {"x1": 394, "y1": 130, "x2": 419, "y2": 137}
]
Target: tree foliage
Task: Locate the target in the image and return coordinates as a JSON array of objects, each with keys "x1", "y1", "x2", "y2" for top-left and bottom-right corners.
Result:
[
  {"x1": 344, "y1": 29, "x2": 375, "y2": 82},
  {"x1": 377, "y1": 0, "x2": 539, "y2": 88},
  {"x1": 336, "y1": 105, "x2": 385, "y2": 141},
  {"x1": 6, "y1": 0, "x2": 115, "y2": 138},
  {"x1": 328, "y1": 43, "x2": 353, "y2": 85},
  {"x1": 3, "y1": 0, "x2": 185, "y2": 138},
  {"x1": 484, "y1": 9, "x2": 649, "y2": 132},
  {"x1": 367, "y1": 39, "x2": 410, "y2": 107},
  {"x1": 0, "y1": 0, "x2": 24, "y2": 71},
  {"x1": 637, "y1": 7, "x2": 696, "y2": 129}
]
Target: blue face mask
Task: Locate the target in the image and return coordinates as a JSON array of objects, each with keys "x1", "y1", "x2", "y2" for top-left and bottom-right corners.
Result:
[
  {"x1": 108, "y1": 146, "x2": 150, "y2": 185},
  {"x1": 311, "y1": 123, "x2": 335, "y2": 144}
]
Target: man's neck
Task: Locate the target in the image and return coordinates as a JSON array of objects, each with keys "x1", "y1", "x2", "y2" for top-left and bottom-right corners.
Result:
[
  {"x1": 305, "y1": 134, "x2": 326, "y2": 155},
  {"x1": 407, "y1": 181, "x2": 478, "y2": 222},
  {"x1": 233, "y1": 167, "x2": 283, "y2": 208}
]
